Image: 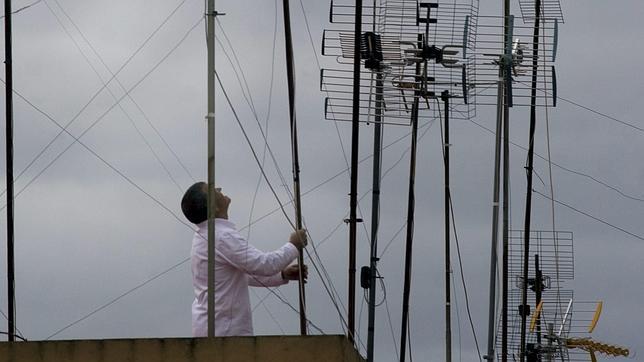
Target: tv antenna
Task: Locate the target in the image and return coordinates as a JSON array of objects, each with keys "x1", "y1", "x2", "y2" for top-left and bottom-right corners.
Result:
[{"x1": 322, "y1": 0, "x2": 478, "y2": 360}]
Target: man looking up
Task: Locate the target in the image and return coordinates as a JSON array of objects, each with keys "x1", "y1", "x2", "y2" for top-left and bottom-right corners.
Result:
[{"x1": 181, "y1": 182, "x2": 308, "y2": 336}]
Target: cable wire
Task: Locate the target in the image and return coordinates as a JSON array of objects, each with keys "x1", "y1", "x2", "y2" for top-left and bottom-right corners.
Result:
[
  {"x1": 437, "y1": 99, "x2": 482, "y2": 361},
  {"x1": 0, "y1": 17, "x2": 203, "y2": 214},
  {"x1": 465, "y1": 117, "x2": 644, "y2": 203},
  {"x1": 45, "y1": 257, "x2": 189, "y2": 340},
  {"x1": 532, "y1": 189, "x2": 644, "y2": 242},
  {"x1": 51, "y1": 0, "x2": 196, "y2": 183},
  {"x1": 0, "y1": 0, "x2": 43, "y2": 19},
  {"x1": 0, "y1": 0, "x2": 192, "y2": 200},
  {"x1": 216, "y1": 72, "x2": 359, "y2": 340},
  {"x1": 0, "y1": 309, "x2": 26, "y2": 340},
  {"x1": 44, "y1": 0, "x2": 184, "y2": 192}
]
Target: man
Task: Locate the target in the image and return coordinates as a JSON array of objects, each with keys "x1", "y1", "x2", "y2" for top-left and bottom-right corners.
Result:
[{"x1": 181, "y1": 182, "x2": 308, "y2": 337}]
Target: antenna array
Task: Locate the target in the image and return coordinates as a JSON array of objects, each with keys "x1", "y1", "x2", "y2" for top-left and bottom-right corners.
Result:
[
  {"x1": 498, "y1": 230, "x2": 575, "y2": 360},
  {"x1": 321, "y1": 0, "x2": 479, "y2": 126},
  {"x1": 469, "y1": 15, "x2": 559, "y2": 107},
  {"x1": 518, "y1": 0, "x2": 564, "y2": 23}
]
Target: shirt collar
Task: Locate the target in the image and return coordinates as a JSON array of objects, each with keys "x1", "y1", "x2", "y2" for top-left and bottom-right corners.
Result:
[{"x1": 196, "y1": 218, "x2": 235, "y2": 230}]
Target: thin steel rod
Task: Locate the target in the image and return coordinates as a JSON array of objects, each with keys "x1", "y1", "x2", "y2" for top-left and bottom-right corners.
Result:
[
  {"x1": 520, "y1": 1, "x2": 542, "y2": 358},
  {"x1": 366, "y1": 74, "x2": 384, "y2": 362},
  {"x1": 206, "y1": 0, "x2": 216, "y2": 338},
  {"x1": 5, "y1": 0, "x2": 16, "y2": 343},
  {"x1": 484, "y1": 67, "x2": 505, "y2": 362},
  {"x1": 282, "y1": 0, "x2": 307, "y2": 335},
  {"x1": 442, "y1": 90, "x2": 452, "y2": 362},
  {"x1": 348, "y1": 0, "x2": 363, "y2": 344},
  {"x1": 399, "y1": 55, "x2": 422, "y2": 362}
]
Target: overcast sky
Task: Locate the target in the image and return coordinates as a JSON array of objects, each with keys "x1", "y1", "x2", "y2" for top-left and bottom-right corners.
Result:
[{"x1": 0, "y1": 0, "x2": 643, "y2": 361}]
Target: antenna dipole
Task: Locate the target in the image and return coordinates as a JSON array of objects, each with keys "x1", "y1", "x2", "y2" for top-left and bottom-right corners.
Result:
[
  {"x1": 281, "y1": 0, "x2": 307, "y2": 335},
  {"x1": 4, "y1": 0, "x2": 16, "y2": 343},
  {"x1": 206, "y1": 0, "x2": 216, "y2": 338}
]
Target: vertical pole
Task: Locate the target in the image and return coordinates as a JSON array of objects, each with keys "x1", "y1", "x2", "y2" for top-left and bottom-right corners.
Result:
[
  {"x1": 502, "y1": 1, "x2": 511, "y2": 360},
  {"x1": 442, "y1": 90, "x2": 452, "y2": 362},
  {"x1": 206, "y1": 0, "x2": 217, "y2": 338},
  {"x1": 4, "y1": 0, "x2": 16, "y2": 343},
  {"x1": 501, "y1": 68, "x2": 510, "y2": 362},
  {"x1": 399, "y1": 54, "x2": 422, "y2": 362},
  {"x1": 534, "y1": 254, "x2": 542, "y2": 347},
  {"x1": 484, "y1": 66, "x2": 504, "y2": 362},
  {"x1": 520, "y1": 1, "x2": 542, "y2": 358},
  {"x1": 348, "y1": 0, "x2": 363, "y2": 344},
  {"x1": 282, "y1": 0, "x2": 307, "y2": 335},
  {"x1": 366, "y1": 74, "x2": 384, "y2": 362}
]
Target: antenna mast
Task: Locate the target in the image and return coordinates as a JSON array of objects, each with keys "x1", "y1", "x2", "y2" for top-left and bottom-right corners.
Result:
[
  {"x1": 366, "y1": 2, "x2": 384, "y2": 361},
  {"x1": 519, "y1": 0, "x2": 542, "y2": 359},
  {"x1": 5, "y1": 0, "x2": 16, "y2": 343},
  {"x1": 502, "y1": 1, "x2": 512, "y2": 360},
  {"x1": 347, "y1": 0, "x2": 364, "y2": 344},
  {"x1": 206, "y1": 0, "x2": 217, "y2": 338},
  {"x1": 281, "y1": 0, "x2": 308, "y2": 335}
]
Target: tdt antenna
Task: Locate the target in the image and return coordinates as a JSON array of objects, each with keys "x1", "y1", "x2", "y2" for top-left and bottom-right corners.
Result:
[
  {"x1": 470, "y1": 3, "x2": 560, "y2": 360},
  {"x1": 323, "y1": 1, "x2": 478, "y2": 360}
]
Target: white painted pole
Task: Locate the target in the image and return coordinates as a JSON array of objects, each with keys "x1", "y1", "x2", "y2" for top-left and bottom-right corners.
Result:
[{"x1": 206, "y1": 0, "x2": 216, "y2": 338}]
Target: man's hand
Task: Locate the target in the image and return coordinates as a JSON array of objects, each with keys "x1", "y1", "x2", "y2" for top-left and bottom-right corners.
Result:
[
  {"x1": 289, "y1": 229, "x2": 308, "y2": 249},
  {"x1": 281, "y1": 264, "x2": 308, "y2": 281}
]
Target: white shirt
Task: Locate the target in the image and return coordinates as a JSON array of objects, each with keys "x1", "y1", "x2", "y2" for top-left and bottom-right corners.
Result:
[{"x1": 191, "y1": 218, "x2": 299, "y2": 337}]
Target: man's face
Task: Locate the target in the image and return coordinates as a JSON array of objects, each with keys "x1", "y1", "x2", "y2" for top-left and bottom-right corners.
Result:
[{"x1": 212, "y1": 186, "x2": 231, "y2": 216}]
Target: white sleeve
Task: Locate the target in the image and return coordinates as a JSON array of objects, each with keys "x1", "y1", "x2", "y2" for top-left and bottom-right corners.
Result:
[
  {"x1": 217, "y1": 231, "x2": 299, "y2": 276},
  {"x1": 248, "y1": 273, "x2": 288, "y2": 287}
]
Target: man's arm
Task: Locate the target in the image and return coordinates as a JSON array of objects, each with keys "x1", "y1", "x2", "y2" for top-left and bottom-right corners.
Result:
[
  {"x1": 248, "y1": 264, "x2": 308, "y2": 288},
  {"x1": 217, "y1": 231, "x2": 299, "y2": 276},
  {"x1": 248, "y1": 273, "x2": 287, "y2": 287}
]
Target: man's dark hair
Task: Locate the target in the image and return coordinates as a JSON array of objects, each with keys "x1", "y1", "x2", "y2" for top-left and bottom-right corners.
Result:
[{"x1": 181, "y1": 182, "x2": 208, "y2": 224}]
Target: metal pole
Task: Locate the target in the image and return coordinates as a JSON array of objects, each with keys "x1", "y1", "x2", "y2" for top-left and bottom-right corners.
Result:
[
  {"x1": 399, "y1": 55, "x2": 422, "y2": 362},
  {"x1": 501, "y1": 71, "x2": 509, "y2": 362},
  {"x1": 366, "y1": 73, "x2": 384, "y2": 361},
  {"x1": 366, "y1": 74, "x2": 384, "y2": 362},
  {"x1": 484, "y1": 66, "x2": 505, "y2": 362},
  {"x1": 348, "y1": 0, "x2": 363, "y2": 344},
  {"x1": 366, "y1": 1, "x2": 382, "y2": 358},
  {"x1": 4, "y1": 0, "x2": 16, "y2": 343},
  {"x1": 206, "y1": 0, "x2": 216, "y2": 338},
  {"x1": 520, "y1": 1, "x2": 542, "y2": 358},
  {"x1": 534, "y1": 254, "x2": 543, "y2": 348},
  {"x1": 501, "y1": 63, "x2": 510, "y2": 362},
  {"x1": 442, "y1": 90, "x2": 452, "y2": 362},
  {"x1": 281, "y1": 0, "x2": 307, "y2": 335},
  {"x1": 502, "y1": 1, "x2": 511, "y2": 359}
]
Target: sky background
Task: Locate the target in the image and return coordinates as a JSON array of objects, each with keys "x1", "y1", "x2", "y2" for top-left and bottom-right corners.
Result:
[{"x1": 0, "y1": 0, "x2": 643, "y2": 361}]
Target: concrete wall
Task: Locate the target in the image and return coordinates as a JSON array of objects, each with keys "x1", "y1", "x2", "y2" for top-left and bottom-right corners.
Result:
[{"x1": 0, "y1": 335, "x2": 365, "y2": 362}]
